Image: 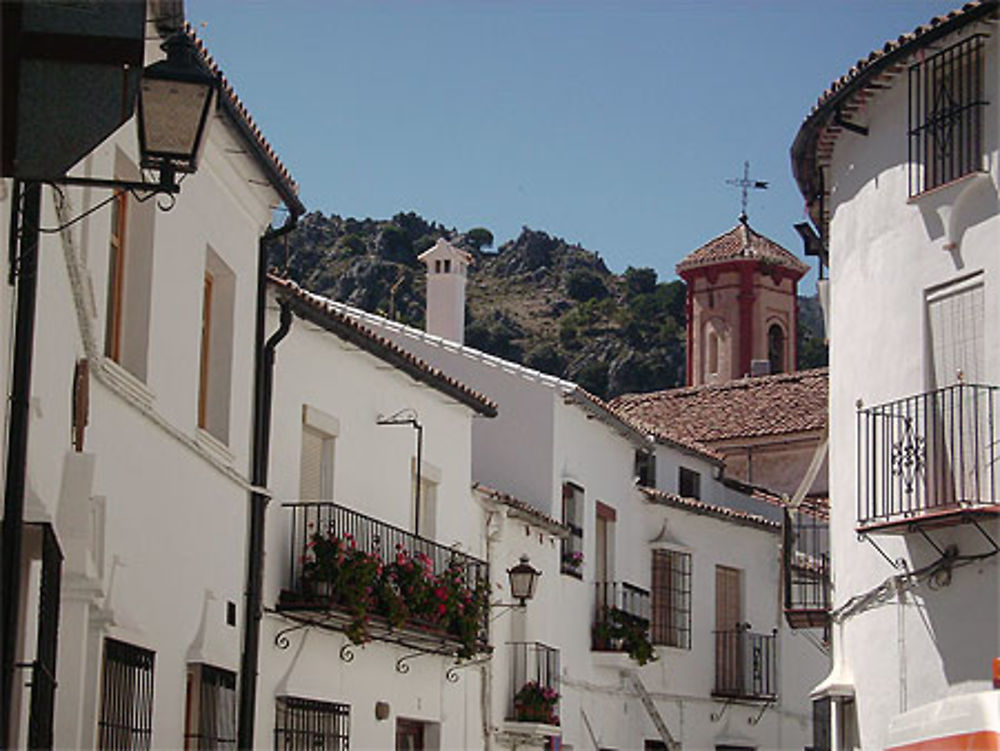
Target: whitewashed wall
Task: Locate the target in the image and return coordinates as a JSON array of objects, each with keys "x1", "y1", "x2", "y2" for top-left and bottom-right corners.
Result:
[
  {"x1": 258, "y1": 293, "x2": 488, "y2": 750},
  {"x1": 822, "y1": 27, "x2": 1000, "y2": 751}
]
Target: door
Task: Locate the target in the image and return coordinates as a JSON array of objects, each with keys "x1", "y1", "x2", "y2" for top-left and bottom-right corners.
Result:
[
  {"x1": 395, "y1": 719, "x2": 424, "y2": 751},
  {"x1": 715, "y1": 565, "x2": 743, "y2": 694}
]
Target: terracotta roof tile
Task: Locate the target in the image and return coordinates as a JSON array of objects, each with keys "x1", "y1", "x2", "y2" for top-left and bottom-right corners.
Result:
[
  {"x1": 640, "y1": 486, "x2": 780, "y2": 531},
  {"x1": 676, "y1": 220, "x2": 809, "y2": 276},
  {"x1": 268, "y1": 275, "x2": 497, "y2": 417},
  {"x1": 473, "y1": 484, "x2": 569, "y2": 535},
  {"x1": 185, "y1": 24, "x2": 305, "y2": 216},
  {"x1": 791, "y1": 1, "x2": 998, "y2": 214},
  {"x1": 610, "y1": 368, "x2": 828, "y2": 445}
]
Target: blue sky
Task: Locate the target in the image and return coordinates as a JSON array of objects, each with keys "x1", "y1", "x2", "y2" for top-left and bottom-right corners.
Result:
[{"x1": 186, "y1": 1, "x2": 960, "y2": 291}]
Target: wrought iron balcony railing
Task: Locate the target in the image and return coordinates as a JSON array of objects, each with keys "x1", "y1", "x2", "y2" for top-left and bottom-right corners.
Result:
[
  {"x1": 506, "y1": 642, "x2": 560, "y2": 726},
  {"x1": 278, "y1": 501, "x2": 489, "y2": 657},
  {"x1": 713, "y1": 626, "x2": 777, "y2": 701},
  {"x1": 592, "y1": 581, "x2": 651, "y2": 653},
  {"x1": 782, "y1": 507, "x2": 830, "y2": 629},
  {"x1": 857, "y1": 384, "x2": 999, "y2": 528}
]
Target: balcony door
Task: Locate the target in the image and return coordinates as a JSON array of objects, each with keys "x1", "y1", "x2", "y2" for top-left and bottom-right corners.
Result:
[
  {"x1": 595, "y1": 502, "x2": 616, "y2": 608},
  {"x1": 395, "y1": 718, "x2": 424, "y2": 751},
  {"x1": 715, "y1": 565, "x2": 743, "y2": 694}
]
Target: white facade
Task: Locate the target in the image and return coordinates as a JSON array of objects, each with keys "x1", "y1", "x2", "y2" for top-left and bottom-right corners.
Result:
[
  {"x1": 320, "y1": 299, "x2": 827, "y2": 750},
  {"x1": 1, "y1": 22, "x2": 302, "y2": 751},
  {"x1": 257, "y1": 283, "x2": 493, "y2": 750},
  {"x1": 792, "y1": 7, "x2": 1000, "y2": 750}
]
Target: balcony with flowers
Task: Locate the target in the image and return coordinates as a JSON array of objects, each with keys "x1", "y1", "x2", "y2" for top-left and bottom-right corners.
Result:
[
  {"x1": 276, "y1": 502, "x2": 490, "y2": 660},
  {"x1": 502, "y1": 642, "x2": 561, "y2": 741}
]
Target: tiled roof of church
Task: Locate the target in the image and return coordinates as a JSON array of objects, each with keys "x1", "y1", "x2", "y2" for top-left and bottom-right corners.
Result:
[
  {"x1": 675, "y1": 219, "x2": 809, "y2": 276},
  {"x1": 609, "y1": 368, "x2": 828, "y2": 444}
]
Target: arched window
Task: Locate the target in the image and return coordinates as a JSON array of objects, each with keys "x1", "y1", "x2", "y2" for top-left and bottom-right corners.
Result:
[
  {"x1": 768, "y1": 324, "x2": 786, "y2": 374},
  {"x1": 708, "y1": 332, "x2": 719, "y2": 375}
]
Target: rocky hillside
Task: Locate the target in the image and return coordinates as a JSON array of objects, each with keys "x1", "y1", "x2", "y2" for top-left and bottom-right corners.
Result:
[{"x1": 276, "y1": 210, "x2": 826, "y2": 399}]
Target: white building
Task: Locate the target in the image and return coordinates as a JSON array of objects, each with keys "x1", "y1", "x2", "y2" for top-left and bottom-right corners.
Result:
[
  {"x1": 258, "y1": 276, "x2": 497, "y2": 750},
  {"x1": 319, "y1": 277, "x2": 828, "y2": 750},
  {"x1": 791, "y1": 2, "x2": 1000, "y2": 749},
  {"x1": 1, "y1": 15, "x2": 305, "y2": 750}
]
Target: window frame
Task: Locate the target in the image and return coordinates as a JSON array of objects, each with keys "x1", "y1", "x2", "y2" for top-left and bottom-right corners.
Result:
[
  {"x1": 184, "y1": 663, "x2": 236, "y2": 750},
  {"x1": 561, "y1": 482, "x2": 585, "y2": 577},
  {"x1": 274, "y1": 696, "x2": 350, "y2": 751},
  {"x1": 678, "y1": 467, "x2": 701, "y2": 499},
  {"x1": 908, "y1": 34, "x2": 988, "y2": 196},
  {"x1": 97, "y1": 638, "x2": 155, "y2": 751},
  {"x1": 104, "y1": 190, "x2": 128, "y2": 363},
  {"x1": 650, "y1": 547, "x2": 692, "y2": 649}
]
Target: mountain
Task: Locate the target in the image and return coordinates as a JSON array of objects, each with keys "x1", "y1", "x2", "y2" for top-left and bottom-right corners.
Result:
[{"x1": 275, "y1": 210, "x2": 827, "y2": 398}]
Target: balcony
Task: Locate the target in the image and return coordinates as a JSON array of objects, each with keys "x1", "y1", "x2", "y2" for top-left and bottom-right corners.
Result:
[
  {"x1": 591, "y1": 581, "x2": 655, "y2": 664},
  {"x1": 505, "y1": 642, "x2": 560, "y2": 731},
  {"x1": 276, "y1": 502, "x2": 489, "y2": 659},
  {"x1": 858, "y1": 384, "x2": 1000, "y2": 531},
  {"x1": 712, "y1": 626, "x2": 777, "y2": 701},
  {"x1": 783, "y1": 506, "x2": 830, "y2": 629}
]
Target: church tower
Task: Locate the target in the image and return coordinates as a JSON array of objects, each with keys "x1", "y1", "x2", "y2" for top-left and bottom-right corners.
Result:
[
  {"x1": 677, "y1": 216, "x2": 809, "y2": 386},
  {"x1": 419, "y1": 237, "x2": 472, "y2": 344}
]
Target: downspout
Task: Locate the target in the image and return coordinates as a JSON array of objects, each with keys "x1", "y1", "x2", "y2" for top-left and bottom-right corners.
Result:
[
  {"x1": 237, "y1": 219, "x2": 296, "y2": 750},
  {"x1": 0, "y1": 179, "x2": 42, "y2": 748}
]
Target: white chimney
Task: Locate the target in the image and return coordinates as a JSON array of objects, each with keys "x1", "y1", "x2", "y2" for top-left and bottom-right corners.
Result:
[{"x1": 419, "y1": 238, "x2": 471, "y2": 344}]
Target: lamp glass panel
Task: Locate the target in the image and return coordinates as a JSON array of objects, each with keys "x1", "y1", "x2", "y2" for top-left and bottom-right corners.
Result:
[
  {"x1": 509, "y1": 569, "x2": 537, "y2": 601},
  {"x1": 140, "y1": 78, "x2": 211, "y2": 159}
]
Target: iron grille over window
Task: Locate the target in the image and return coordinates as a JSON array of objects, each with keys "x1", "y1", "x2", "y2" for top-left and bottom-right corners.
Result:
[
  {"x1": 908, "y1": 34, "x2": 988, "y2": 195},
  {"x1": 274, "y1": 697, "x2": 350, "y2": 750},
  {"x1": 97, "y1": 639, "x2": 155, "y2": 751},
  {"x1": 651, "y1": 549, "x2": 691, "y2": 649},
  {"x1": 185, "y1": 664, "x2": 236, "y2": 750}
]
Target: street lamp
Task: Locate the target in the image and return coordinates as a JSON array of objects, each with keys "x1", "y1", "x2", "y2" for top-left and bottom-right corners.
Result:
[
  {"x1": 59, "y1": 30, "x2": 217, "y2": 196},
  {"x1": 507, "y1": 555, "x2": 541, "y2": 607},
  {"x1": 136, "y1": 31, "x2": 217, "y2": 188}
]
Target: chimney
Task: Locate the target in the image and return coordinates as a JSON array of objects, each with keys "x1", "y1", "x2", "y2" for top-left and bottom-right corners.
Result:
[{"x1": 419, "y1": 238, "x2": 471, "y2": 344}]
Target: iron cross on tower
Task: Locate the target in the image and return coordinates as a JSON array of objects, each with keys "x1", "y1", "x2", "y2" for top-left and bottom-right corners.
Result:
[{"x1": 726, "y1": 160, "x2": 768, "y2": 222}]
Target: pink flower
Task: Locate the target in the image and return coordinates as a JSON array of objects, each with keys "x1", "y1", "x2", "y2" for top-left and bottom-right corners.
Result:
[
  {"x1": 435, "y1": 587, "x2": 447, "y2": 600},
  {"x1": 437, "y1": 603, "x2": 446, "y2": 616}
]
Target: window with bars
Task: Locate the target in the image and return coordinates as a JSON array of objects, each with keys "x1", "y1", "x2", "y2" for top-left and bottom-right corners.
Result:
[
  {"x1": 184, "y1": 664, "x2": 236, "y2": 750},
  {"x1": 651, "y1": 549, "x2": 692, "y2": 649},
  {"x1": 908, "y1": 34, "x2": 988, "y2": 195},
  {"x1": 97, "y1": 638, "x2": 155, "y2": 751},
  {"x1": 274, "y1": 696, "x2": 350, "y2": 750}
]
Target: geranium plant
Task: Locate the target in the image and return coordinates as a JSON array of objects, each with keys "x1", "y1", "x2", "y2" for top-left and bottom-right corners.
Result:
[
  {"x1": 592, "y1": 605, "x2": 658, "y2": 666},
  {"x1": 513, "y1": 681, "x2": 559, "y2": 725},
  {"x1": 301, "y1": 532, "x2": 489, "y2": 658}
]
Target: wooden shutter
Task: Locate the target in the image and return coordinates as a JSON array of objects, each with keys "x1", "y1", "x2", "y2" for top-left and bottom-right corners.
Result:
[
  {"x1": 715, "y1": 565, "x2": 742, "y2": 631},
  {"x1": 299, "y1": 426, "x2": 324, "y2": 500},
  {"x1": 927, "y1": 275, "x2": 984, "y2": 387}
]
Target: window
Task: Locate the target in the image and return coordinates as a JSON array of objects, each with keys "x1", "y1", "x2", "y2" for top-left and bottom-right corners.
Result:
[
  {"x1": 708, "y1": 331, "x2": 719, "y2": 375},
  {"x1": 811, "y1": 697, "x2": 831, "y2": 751},
  {"x1": 443, "y1": 259, "x2": 451, "y2": 273},
  {"x1": 678, "y1": 467, "x2": 700, "y2": 499},
  {"x1": 412, "y1": 472, "x2": 438, "y2": 539},
  {"x1": 197, "y1": 249, "x2": 236, "y2": 443},
  {"x1": 184, "y1": 664, "x2": 236, "y2": 750},
  {"x1": 651, "y1": 549, "x2": 691, "y2": 649},
  {"x1": 561, "y1": 482, "x2": 584, "y2": 576},
  {"x1": 103, "y1": 150, "x2": 155, "y2": 380},
  {"x1": 926, "y1": 272, "x2": 984, "y2": 388},
  {"x1": 97, "y1": 638, "x2": 155, "y2": 751},
  {"x1": 595, "y1": 502, "x2": 616, "y2": 585},
  {"x1": 300, "y1": 406, "x2": 338, "y2": 500},
  {"x1": 908, "y1": 34, "x2": 987, "y2": 195},
  {"x1": 634, "y1": 450, "x2": 656, "y2": 488},
  {"x1": 767, "y1": 323, "x2": 785, "y2": 375},
  {"x1": 274, "y1": 697, "x2": 349, "y2": 750}
]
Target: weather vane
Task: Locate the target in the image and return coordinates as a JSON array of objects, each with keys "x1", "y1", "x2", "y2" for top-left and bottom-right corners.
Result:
[{"x1": 726, "y1": 160, "x2": 768, "y2": 222}]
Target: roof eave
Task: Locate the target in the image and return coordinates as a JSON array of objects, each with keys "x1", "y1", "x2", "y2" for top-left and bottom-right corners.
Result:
[{"x1": 791, "y1": 0, "x2": 1000, "y2": 218}]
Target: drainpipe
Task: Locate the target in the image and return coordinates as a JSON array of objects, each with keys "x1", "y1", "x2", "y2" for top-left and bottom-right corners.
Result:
[
  {"x1": 237, "y1": 219, "x2": 296, "y2": 750},
  {"x1": 0, "y1": 179, "x2": 41, "y2": 748}
]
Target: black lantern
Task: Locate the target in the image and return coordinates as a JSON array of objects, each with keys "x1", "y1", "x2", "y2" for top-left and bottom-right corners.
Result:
[
  {"x1": 507, "y1": 555, "x2": 541, "y2": 607},
  {"x1": 137, "y1": 31, "x2": 217, "y2": 185}
]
